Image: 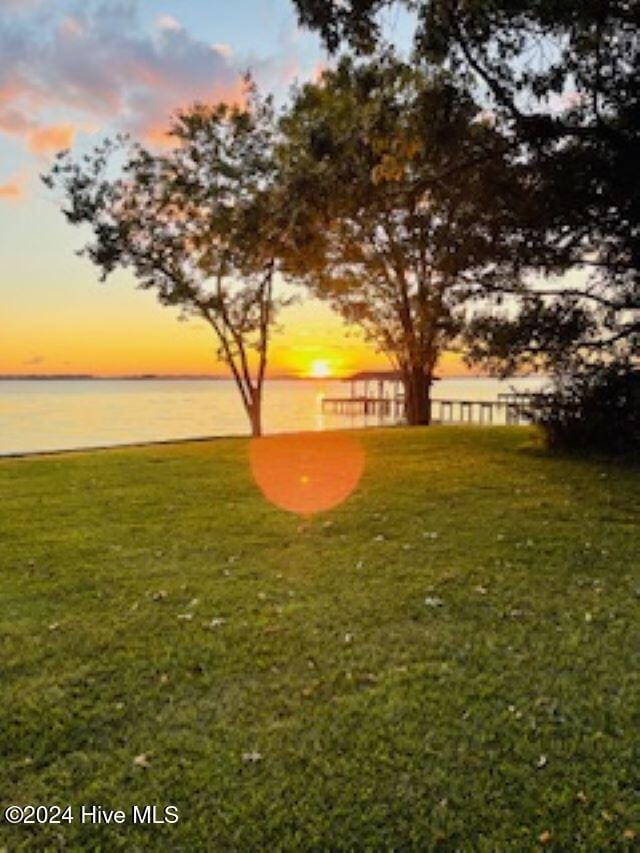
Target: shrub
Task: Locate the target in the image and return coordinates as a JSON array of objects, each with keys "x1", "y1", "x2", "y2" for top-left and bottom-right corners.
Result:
[{"x1": 530, "y1": 364, "x2": 640, "y2": 455}]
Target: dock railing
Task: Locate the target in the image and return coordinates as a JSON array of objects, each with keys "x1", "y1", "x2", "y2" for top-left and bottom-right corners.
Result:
[{"x1": 321, "y1": 389, "x2": 547, "y2": 425}]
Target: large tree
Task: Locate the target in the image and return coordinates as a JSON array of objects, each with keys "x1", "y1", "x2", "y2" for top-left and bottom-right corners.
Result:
[
  {"x1": 292, "y1": 0, "x2": 640, "y2": 372},
  {"x1": 45, "y1": 89, "x2": 284, "y2": 437},
  {"x1": 279, "y1": 56, "x2": 519, "y2": 423}
]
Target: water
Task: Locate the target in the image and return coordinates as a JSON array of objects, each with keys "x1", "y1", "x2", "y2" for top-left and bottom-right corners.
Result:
[{"x1": 0, "y1": 376, "x2": 548, "y2": 455}]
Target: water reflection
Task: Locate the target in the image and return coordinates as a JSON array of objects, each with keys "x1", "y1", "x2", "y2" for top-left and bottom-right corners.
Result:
[{"x1": 0, "y1": 377, "x2": 547, "y2": 455}]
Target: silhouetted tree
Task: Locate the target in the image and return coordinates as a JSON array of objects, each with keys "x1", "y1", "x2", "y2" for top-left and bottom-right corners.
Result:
[
  {"x1": 527, "y1": 362, "x2": 640, "y2": 456},
  {"x1": 292, "y1": 0, "x2": 640, "y2": 372},
  {"x1": 279, "y1": 56, "x2": 519, "y2": 424},
  {"x1": 44, "y1": 87, "x2": 284, "y2": 437}
]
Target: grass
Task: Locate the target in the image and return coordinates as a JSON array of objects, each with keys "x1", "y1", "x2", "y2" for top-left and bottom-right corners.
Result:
[{"x1": 1, "y1": 426, "x2": 638, "y2": 850}]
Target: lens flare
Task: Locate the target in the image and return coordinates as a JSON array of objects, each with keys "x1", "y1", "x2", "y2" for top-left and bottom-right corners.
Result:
[{"x1": 250, "y1": 432, "x2": 365, "y2": 515}]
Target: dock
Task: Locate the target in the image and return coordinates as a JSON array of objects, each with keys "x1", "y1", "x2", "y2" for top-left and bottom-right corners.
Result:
[
  {"x1": 321, "y1": 396, "x2": 532, "y2": 425},
  {"x1": 320, "y1": 373, "x2": 542, "y2": 425},
  {"x1": 321, "y1": 395, "x2": 405, "y2": 417}
]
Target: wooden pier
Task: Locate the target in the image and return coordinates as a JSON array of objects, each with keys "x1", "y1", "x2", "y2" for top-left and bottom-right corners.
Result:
[
  {"x1": 321, "y1": 396, "x2": 531, "y2": 425},
  {"x1": 321, "y1": 395, "x2": 405, "y2": 417},
  {"x1": 432, "y1": 399, "x2": 530, "y2": 425},
  {"x1": 498, "y1": 391, "x2": 549, "y2": 405},
  {"x1": 320, "y1": 373, "x2": 542, "y2": 426}
]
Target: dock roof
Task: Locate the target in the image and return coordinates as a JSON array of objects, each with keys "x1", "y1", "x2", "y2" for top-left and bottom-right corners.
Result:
[
  {"x1": 343, "y1": 371, "x2": 402, "y2": 382},
  {"x1": 344, "y1": 371, "x2": 440, "y2": 382}
]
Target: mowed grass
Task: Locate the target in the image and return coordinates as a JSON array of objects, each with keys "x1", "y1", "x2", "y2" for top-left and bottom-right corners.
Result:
[{"x1": 1, "y1": 427, "x2": 638, "y2": 851}]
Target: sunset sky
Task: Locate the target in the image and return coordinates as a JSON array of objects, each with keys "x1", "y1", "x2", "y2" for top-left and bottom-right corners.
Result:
[{"x1": 0, "y1": 0, "x2": 467, "y2": 378}]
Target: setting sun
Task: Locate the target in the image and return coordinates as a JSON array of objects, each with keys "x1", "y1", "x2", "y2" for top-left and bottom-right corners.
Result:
[{"x1": 309, "y1": 359, "x2": 332, "y2": 378}]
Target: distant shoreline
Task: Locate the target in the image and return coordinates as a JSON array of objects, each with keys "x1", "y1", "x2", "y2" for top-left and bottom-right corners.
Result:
[
  {"x1": 0, "y1": 373, "x2": 547, "y2": 382},
  {"x1": 1, "y1": 374, "x2": 223, "y2": 381}
]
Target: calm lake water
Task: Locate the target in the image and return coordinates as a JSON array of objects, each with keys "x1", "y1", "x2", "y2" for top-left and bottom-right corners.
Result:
[{"x1": 0, "y1": 377, "x2": 547, "y2": 455}]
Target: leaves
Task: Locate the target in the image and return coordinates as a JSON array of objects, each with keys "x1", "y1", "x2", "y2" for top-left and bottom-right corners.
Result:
[
  {"x1": 278, "y1": 55, "x2": 519, "y2": 421},
  {"x1": 295, "y1": 0, "x2": 640, "y2": 374},
  {"x1": 44, "y1": 83, "x2": 284, "y2": 436}
]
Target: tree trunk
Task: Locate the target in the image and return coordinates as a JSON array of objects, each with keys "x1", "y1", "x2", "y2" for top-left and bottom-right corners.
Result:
[
  {"x1": 247, "y1": 391, "x2": 263, "y2": 438},
  {"x1": 245, "y1": 386, "x2": 262, "y2": 438},
  {"x1": 403, "y1": 365, "x2": 432, "y2": 426}
]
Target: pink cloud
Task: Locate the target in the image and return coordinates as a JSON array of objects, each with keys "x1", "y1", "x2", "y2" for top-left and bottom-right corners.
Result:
[
  {"x1": 141, "y1": 78, "x2": 247, "y2": 147},
  {"x1": 1, "y1": 4, "x2": 250, "y2": 147},
  {"x1": 28, "y1": 123, "x2": 76, "y2": 154},
  {"x1": 0, "y1": 104, "x2": 35, "y2": 135},
  {"x1": 59, "y1": 16, "x2": 84, "y2": 39},
  {"x1": 0, "y1": 1, "x2": 312, "y2": 155},
  {"x1": 311, "y1": 61, "x2": 328, "y2": 83},
  {"x1": 142, "y1": 124, "x2": 174, "y2": 148},
  {"x1": 0, "y1": 176, "x2": 24, "y2": 201},
  {"x1": 278, "y1": 58, "x2": 301, "y2": 85}
]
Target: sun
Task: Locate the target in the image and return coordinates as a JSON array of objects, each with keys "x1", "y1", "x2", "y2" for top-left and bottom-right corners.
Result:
[{"x1": 308, "y1": 359, "x2": 332, "y2": 379}]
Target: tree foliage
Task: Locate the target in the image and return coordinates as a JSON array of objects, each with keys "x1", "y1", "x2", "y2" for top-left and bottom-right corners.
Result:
[
  {"x1": 44, "y1": 86, "x2": 284, "y2": 436},
  {"x1": 279, "y1": 55, "x2": 520, "y2": 423},
  {"x1": 292, "y1": 0, "x2": 640, "y2": 372},
  {"x1": 528, "y1": 362, "x2": 640, "y2": 455}
]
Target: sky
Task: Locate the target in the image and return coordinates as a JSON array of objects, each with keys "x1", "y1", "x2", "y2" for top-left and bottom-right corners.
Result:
[{"x1": 0, "y1": 0, "x2": 466, "y2": 378}]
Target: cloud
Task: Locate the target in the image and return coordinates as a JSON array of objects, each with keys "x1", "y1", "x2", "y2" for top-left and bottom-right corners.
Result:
[
  {"x1": 28, "y1": 123, "x2": 76, "y2": 153},
  {"x1": 0, "y1": 103, "x2": 36, "y2": 135},
  {"x1": 212, "y1": 43, "x2": 233, "y2": 60},
  {"x1": 0, "y1": 175, "x2": 24, "y2": 200},
  {"x1": 0, "y1": 0, "x2": 321, "y2": 175},
  {"x1": 59, "y1": 16, "x2": 84, "y2": 39},
  {"x1": 311, "y1": 61, "x2": 329, "y2": 82},
  {"x1": 1, "y1": 0, "x2": 42, "y2": 8},
  {"x1": 123, "y1": 23, "x2": 246, "y2": 141},
  {"x1": 0, "y1": 1, "x2": 244, "y2": 149},
  {"x1": 156, "y1": 15, "x2": 181, "y2": 32}
]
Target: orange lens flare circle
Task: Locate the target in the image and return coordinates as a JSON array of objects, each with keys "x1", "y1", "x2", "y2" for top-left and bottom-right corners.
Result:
[{"x1": 250, "y1": 432, "x2": 366, "y2": 516}]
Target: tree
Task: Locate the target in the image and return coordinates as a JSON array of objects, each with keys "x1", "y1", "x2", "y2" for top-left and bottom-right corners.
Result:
[
  {"x1": 279, "y1": 55, "x2": 519, "y2": 424},
  {"x1": 526, "y1": 361, "x2": 640, "y2": 456},
  {"x1": 44, "y1": 87, "x2": 284, "y2": 437},
  {"x1": 292, "y1": 0, "x2": 640, "y2": 372}
]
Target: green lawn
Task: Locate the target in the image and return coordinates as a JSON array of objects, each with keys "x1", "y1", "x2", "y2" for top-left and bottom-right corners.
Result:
[{"x1": 1, "y1": 427, "x2": 638, "y2": 850}]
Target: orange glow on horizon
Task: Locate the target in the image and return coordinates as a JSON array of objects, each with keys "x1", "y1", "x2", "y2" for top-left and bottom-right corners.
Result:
[{"x1": 2, "y1": 283, "x2": 478, "y2": 378}]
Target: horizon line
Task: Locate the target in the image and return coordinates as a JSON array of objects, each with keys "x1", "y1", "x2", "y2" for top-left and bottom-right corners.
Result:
[{"x1": 0, "y1": 371, "x2": 533, "y2": 381}]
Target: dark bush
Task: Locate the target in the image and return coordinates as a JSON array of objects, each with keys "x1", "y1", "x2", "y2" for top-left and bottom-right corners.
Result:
[{"x1": 530, "y1": 365, "x2": 640, "y2": 455}]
